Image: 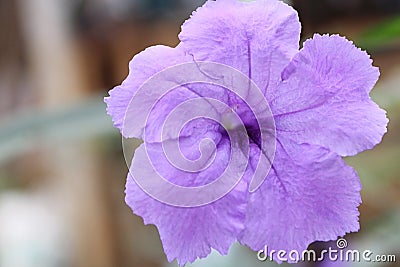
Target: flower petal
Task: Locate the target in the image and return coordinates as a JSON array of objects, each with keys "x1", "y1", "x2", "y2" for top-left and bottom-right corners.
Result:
[
  {"x1": 272, "y1": 34, "x2": 388, "y2": 156},
  {"x1": 104, "y1": 45, "x2": 191, "y2": 134},
  {"x1": 239, "y1": 136, "x2": 361, "y2": 263},
  {"x1": 179, "y1": 0, "x2": 300, "y2": 95},
  {"x1": 125, "y1": 139, "x2": 247, "y2": 265}
]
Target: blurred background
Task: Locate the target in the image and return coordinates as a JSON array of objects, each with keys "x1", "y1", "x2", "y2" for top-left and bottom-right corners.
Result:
[{"x1": 0, "y1": 0, "x2": 399, "y2": 266}]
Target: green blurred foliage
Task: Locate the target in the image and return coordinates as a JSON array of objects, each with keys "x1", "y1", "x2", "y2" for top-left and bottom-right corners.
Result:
[{"x1": 358, "y1": 16, "x2": 400, "y2": 50}]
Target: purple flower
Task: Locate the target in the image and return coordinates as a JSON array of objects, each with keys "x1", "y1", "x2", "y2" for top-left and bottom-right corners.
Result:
[{"x1": 105, "y1": 0, "x2": 388, "y2": 265}]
